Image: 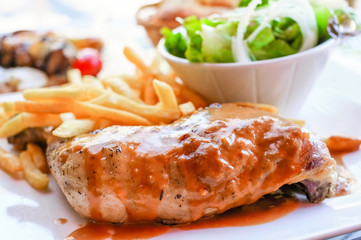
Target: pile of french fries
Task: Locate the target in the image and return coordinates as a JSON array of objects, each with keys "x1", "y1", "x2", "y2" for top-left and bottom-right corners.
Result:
[
  {"x1": 0, "y1": 143, "x2": 49, "y2": 190},
  {"x1": 0, "y1": 46, "x2": 208, "y2": 190}
]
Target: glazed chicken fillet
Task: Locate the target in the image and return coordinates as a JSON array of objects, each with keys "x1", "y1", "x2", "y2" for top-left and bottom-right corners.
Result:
[{"x1": 46, "y1": 103, "x2": 337, "y2": 224}]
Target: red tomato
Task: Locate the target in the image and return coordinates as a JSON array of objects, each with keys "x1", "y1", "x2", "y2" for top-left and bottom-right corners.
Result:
[{"x1": 72, "y1": 48, "x2": 102, "y2": 76}]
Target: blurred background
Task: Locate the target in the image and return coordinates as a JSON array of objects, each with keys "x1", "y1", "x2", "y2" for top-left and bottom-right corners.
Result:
[
  {"x1": 0, "y1": 0, "x2": 159, "y2": 76},
  {"x1": 0, "y1": 0, "x2": 360, "y2": 71},
  {"x1": 0, "y1": 0, "x2": 153, "y2": 41}
]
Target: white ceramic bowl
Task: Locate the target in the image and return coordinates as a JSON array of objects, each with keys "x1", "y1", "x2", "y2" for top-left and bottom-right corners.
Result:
[{"x1": 158, "y1": 38, "x2": 335, "y2": 117}]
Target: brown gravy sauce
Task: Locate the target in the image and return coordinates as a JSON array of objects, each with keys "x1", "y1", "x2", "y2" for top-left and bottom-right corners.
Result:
[
  {"x1": 67, "y1": 191, "x2": 299, "y2": 240},
  {"x1": 69, "y1": 123, "x2": 360, "y2": 240},
  {"x1": 54, "y1": 218, "x2": 68, "y2": 225},
  {"x1": 77, "y1": 106, "x2": 307, "y2": 224}
]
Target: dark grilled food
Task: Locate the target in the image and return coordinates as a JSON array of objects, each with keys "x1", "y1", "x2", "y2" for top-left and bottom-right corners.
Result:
[
  {"x1": 0, "y1": 30, "x2": 76, "y2": 76},
  {"x1": 46, "y1": 103, "x2": 340, "y2": 224}
]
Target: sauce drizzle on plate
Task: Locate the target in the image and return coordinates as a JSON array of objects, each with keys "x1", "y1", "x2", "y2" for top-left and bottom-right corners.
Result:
[
  {"x1": 55, "y1": 218, "x2": 68, "y2": 225},
  {"x1": 67, "y1": 190, "x2": 299, "y2": 240}
]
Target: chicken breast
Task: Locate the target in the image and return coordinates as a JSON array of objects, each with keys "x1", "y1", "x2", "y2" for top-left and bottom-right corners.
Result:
[{"x1": 46, "y1": 103, "x2": 337, "y2": 224}]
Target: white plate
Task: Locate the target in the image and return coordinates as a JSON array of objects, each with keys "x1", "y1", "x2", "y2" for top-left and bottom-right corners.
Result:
[{"x1": 0, "y1": 49, "x2": 361, "y2": 240}]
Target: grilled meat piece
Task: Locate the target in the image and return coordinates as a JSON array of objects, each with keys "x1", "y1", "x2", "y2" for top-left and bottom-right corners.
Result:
[
  {"x1": 8, "y1": 127, "x2": 52, "y2": 151},
  {"x1": 46, "y1": 103, "x2": 338, "y2": 224},
  {"x1": 0, "y1": 30, "x2": 76, "y2": 75}
]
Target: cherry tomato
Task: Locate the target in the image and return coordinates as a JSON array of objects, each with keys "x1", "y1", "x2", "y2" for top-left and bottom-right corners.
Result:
[{"x1": 72, "y1": 48, "x2": 102, "y2": 76}]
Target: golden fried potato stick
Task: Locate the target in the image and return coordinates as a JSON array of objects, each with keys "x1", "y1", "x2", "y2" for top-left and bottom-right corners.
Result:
[
  {"x1": 9, "y1": 100, "x2": 151, "y2": 126},
  {"x1": 0, "y1": 105, "x2": 10, "y2": 125},
  {"x1": 89, "y1": 92, "x2": 180, "y2": 123},
  {"x1": 101, "y1": 76, "x2": 143, "y2": 103},
  {"x1": 0, "y1": 147, "x2": 22, "y2": 173},
  {"x1": 153, "y1": 80, "x2": 179, "y2": 110},
  {"x1": 26, "y1": 143, "x2": 48, "y2": 173},
  {"x1": 0, "y1": 113, "x2": 62, "y2": 137},
  {"x1": 93, "y1": 119, "x2": 116, "y2": 130},
  {"x1": 179, "y1": 102, "x2": 196, "y2": 116},
  {"x1": 287, "y1": 118, "x2": 306, "y2": 127},
  {"x1": 23, "y1": 86, "x2": 82, "y2": 100},
  {"x1": 53, "y1": 118, "x2": 95, "y2": 138},
  {"x1": 118, "y1": 74, "x2": 144, "y2": 91},
  {"x1": 81, "y1": 76, "x2": 107, "y2": 100},
  {"x1": 123, "y1": 46, "x2": 158, "y2": 103},
  {"x1": 123, "y1": 47, "x2": 153, "y2": 77},
  {"x1": 24, "y1": 76, "x2": 106, "y2": 102},
  {"x1": 144, "y1": 77, "x2": 158, "y2": 105},
  {"x1": 67, "y1": 69, "x2": 83, "y2": 85},
  {"x1": 179, "y1": 87, "x2": 208, "y2": 108},
  {"x1": 150, "y1": 52, "x2": 162, "y2": 73},
  {"x1": 20, "y1": 150, "x2": 49, "y2": 190},
  {"x1": 2, "y1": 102, "x2": 18, "y2": 116},
  {"x1": 236, "y1": 102, "x2": 279, "y2": 114},
  {"x1": 154, "y1": 73, "x2": 207, "y2": 108},
  {"x1": 123, "y1": 46, "x2": 208, "y2": 108}
]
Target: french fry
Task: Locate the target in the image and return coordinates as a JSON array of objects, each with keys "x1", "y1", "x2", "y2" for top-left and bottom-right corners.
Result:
[
  {"x1": 236, "y1": 102, "x2": 279, "y2": 114},
  {"x1": 154, "y1": 73, "x2": 207, "y2": 108},
  {"x1": 150, "y1": 52, "x2": 162, "y2": 72},
  {"x1": 144, "y1": 77, "x2": 158, "y2": 105},
  {"x1": 101, "y1": 76, "x2": 143, "y2": 103},
  {"x1": 179, "y1": 87, "x2": 208, "y2": 108},
  {"x1": 0, "y1": 106, "x2": 10, "y2": 125},
  {"x1": 81, "y1": 79, "x2": 107, "y2": 100},
  {"x1": 89, "y1": 92, "x2": 180, "y2": 123},
  {"x1": 26, "y1": 143, "x2": 48, "y2": 173},
  {"x1": 0, "y1": 113, "x2": 62, "y2": 137},
  {"x1": 10, "y1": 101, "x2": 71, "y2": 114},
  {"x1": 53, "y1": 118, "x2": 95, "y2": 138},
  {"x1": 0, "y1": 147, "x2": 22, "y2": 173},
  {"x1": 119, "y1": 74, "x2": 144, "y2": 90},
  {"x1": 23, "y1": 76, "x2": 106, "y2": 102},
  {"x1": 2, "y1": 102, "x2": 17, "y2": 115},
  {"x1": 154, "y1": 73, "x2": 179, "y2": 88},
  {"x1": 60, "y1": 112, "x2": 76, "y2": 121},
  {"x1": 179, "y1": 102, "x2": 196, "y2": 116},
  {"x1": 69, "y1": 101, "x2": 151, "y2": 125},
  {"x1": 10, "y1": 100, "x2": 151, "y2": 125},
  {"x1": 67, "y1": 69, "x2": 83, "y2": 85},
  {"x1": 123, "y1": 47, "x2": 153, "y2": 77},
  {"x1": 23, "y1": 86, "x2": 82, "y2": 100},
  {"x1": 288, "y1": 118, "x2": 306, "y2": 127},
  {"x1": 0, "y1": 114, "x2": 24, "y2": 137},
  {"x1": 153, "y1": 80, "x2": 179, "y2": 110},
  {"x1": 20, "y1": 150, "x2": 49, "y2": 190},
  {"x1": 93, "y1": 119, "x2": 115, "y2": 130}
]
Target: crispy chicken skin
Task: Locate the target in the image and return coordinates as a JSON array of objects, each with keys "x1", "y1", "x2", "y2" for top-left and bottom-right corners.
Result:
[{"x1": 47, "y1": 103, "x2": 337, "y2": 224}]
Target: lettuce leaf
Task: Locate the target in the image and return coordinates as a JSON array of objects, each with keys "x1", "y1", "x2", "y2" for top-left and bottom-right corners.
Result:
[
  {"x1": 201, "y1": 20, "x2": 239, "y2": 63},
  {"x1": 249, "y1": 39, "x2": 298, "y2": 60},
  {"x1": 182, "y1": 16, "x2": 226, "y2": 62},
  {"x1": 163, "y1": 15, "x2": 303, "y2": 62},
  {"x1": 162, "y1": 16, "x2": 236, "y2": 63},
  {"x1": 161, "y1": 28, "x2": 187, "y2": 58},
  {"x1": 246, "y1": 17, "x2": 303, "y2": 60},
  {"x1": 238, "y1": 0, "x2": 269, "y2": 8}
]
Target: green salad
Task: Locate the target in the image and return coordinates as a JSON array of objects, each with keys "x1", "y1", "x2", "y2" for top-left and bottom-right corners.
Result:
[{"x1": 162, "y1": 0, "x2": 361, "y2": 63}]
